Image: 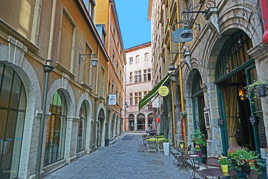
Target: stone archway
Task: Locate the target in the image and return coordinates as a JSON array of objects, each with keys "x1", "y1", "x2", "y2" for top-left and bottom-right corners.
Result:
[
  {"x1": 45, "y1": 78, "x2": 75, "y2": 162},
  {"x1": 137, "y1": 113, "x2": 145, "y2": 131}
]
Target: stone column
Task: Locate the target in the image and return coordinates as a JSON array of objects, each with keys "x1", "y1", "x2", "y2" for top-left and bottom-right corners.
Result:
[
  {"x1": 134, "y1": 114, "x2": 137, "y2": 131},
  {"x1": 206, "y1": 82, "x2": 223, "y2": 157}
]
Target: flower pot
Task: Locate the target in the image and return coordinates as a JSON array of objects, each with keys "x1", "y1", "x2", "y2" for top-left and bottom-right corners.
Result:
[
  {"x1": 220, "y1": 165, "x2": 228, "y2": 175},
  {"x1": 179, "y1": 143, "x2": 184, "y2": 149}
]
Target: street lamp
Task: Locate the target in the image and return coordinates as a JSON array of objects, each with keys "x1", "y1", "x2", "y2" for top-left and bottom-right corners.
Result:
[{"x1": 36, "y1": 59, "x2": 55, "y2": 179}]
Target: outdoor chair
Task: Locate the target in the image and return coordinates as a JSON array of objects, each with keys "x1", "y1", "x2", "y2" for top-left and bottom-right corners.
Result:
[
  {"x1": 146, "y1": 140, "x2": 157, "y2": 152},
  {"x1": 157, "y1": 141, "x2": 164, "y2": 152}
]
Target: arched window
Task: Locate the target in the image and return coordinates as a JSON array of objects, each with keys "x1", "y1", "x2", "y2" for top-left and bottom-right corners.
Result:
[
  {"x1": 0, "y1": 64, "x2": 27, "y2": 179},
  {"x1": 77, "y1": 101, "x2": 88, "y2": 153},
  {"x1": 44, "y1": 90, "x2": 67, "y2": 166}
]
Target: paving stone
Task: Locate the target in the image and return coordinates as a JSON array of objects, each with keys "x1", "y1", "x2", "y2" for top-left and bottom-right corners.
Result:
[{"x1": 44, "y1": 134, "x2": 192, "y2": 179}]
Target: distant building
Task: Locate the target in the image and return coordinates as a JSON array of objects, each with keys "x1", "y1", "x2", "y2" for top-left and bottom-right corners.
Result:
[{"x1": 125, "y1": 42, "x2": 153, "y2": 132}]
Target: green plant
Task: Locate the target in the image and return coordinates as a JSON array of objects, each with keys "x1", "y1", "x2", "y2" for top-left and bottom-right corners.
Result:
[
  {"x1": 246, "y1": 80, "x2": 268, "y2": 99},
  {"x1": 218, "y1": 155, "x2": 231, "y2": 166},
  {"x1": 190, "y1": 129, "x2": 206, "y2": 149},
  {"x1": 228, "y1": 148, "x2": 264, "y2": 174}
]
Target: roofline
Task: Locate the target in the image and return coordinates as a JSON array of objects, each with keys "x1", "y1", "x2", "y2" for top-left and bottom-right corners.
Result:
[
  {"x1": 110, "y1": 0, "x2": 125, "y2": 50},
  {"x1": 77, "y1": 0, "x2": 109, "y2": 61},
  {"x1": 110, "y1": 0, "x2": 126, "y2": 64},
  {"x1": 125, "y1": 42, "x2": 151, "y2": 53}
]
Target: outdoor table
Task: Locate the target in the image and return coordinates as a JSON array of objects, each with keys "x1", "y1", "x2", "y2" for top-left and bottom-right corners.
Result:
[
  {"x1": 198, "y1": 168, "x2": 236, "y2": 179},
  {"x1": 187, "y1": 154, "x2": 200, "y2": 179}
]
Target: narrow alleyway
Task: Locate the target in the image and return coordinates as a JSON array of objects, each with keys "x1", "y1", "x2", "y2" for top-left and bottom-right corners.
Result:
[{"x1": 44, "y1": 134, "x2": 191, "y2": 179}]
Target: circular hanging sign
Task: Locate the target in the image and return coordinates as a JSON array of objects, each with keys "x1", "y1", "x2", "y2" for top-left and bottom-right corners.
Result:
[{"x1": 158, "y1": 86, "x2": 169, "y2": 96}]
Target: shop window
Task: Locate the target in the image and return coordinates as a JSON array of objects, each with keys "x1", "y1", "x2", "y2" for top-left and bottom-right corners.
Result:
[
  {"x1": 44, "y1": 90, "x2": 67, "y2": 166},
  {"x1": 0, "y1": 64, "x2": 27, "y2": 179},
  {"x1": 77, "y1": 101, "x2": 87, "y2": 153}
]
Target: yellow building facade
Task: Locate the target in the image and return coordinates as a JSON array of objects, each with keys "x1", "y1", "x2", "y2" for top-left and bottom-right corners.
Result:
[
  {"x1": 0, "y1": 0, "x2": 121, "y2": 178},
  {"x1": 95, "y1": 0, "x2": 126, "y2": 135}
]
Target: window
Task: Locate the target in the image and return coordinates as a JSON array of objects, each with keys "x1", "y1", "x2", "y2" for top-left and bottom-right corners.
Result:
[
  {"x1": 136, "y1": 55, "x2": 140, "y2": 64},
  {"x1": 96, "y1": 24, "x2": 106, "y2": 45},
  {"x1": 129, "y1": 57, "x2": 133, "y2": 64},
  {"x1": 130, "y1": 93, "x2": 133, "y2": 105},
  {"x1": 83, "y1": 0, "x2": 95, "y2": 20},
  {"x1": 138, "y1": 92, "x2": 142, "y2": 103},
  {"x1": 138, "y1": 70, "x2": 142, "y2": 82},
  {"x1": 144, "y1": 91, "x2": 147, "y2": 97},
  {"x1": 0, "y1": 64, "x2": 27, "y2": 178},
  {"x1": 135, "y1": 92, "x2": 138, "y2": 105},
  {"x1": 77, "y1": 101, "x2": 87, "y2": 153},
  {"x1": 144, "y1": 69, "x2": 147, "y2": 82},
  {"x1": 148, "y1": 69, "x2": 151, "y2": 81},
  {"x1": 134, "y1": 71, "x2": 138, "y2": 83},
  {"x1": 60, "y1": 11, "x2": 74, "y2": 70},
  {"x1": 129, "y1": 72, "x2": 133, "y2": 82},
  {"x1": 116, "y1": 89, "x2": 118, "y2": 104},
  {"x1": 45, "y1": 90, "x2": 67, "y2": 166},
  {"x1": 144, "y1": 53, "x2": 149, "y2": 62}
]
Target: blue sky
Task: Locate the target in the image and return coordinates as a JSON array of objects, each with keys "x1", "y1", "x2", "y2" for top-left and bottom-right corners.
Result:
[{"x1": 115, "y1": 0, "x2": 151, "y2": 49}]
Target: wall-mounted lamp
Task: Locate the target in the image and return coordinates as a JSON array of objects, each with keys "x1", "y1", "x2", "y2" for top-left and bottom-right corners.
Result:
[
  {"x1": 238, "y1": 87, "x2": 246, "y2": 101},
  {"x1": 79, "y1": 53, "x2": 98, "y2": 67}
]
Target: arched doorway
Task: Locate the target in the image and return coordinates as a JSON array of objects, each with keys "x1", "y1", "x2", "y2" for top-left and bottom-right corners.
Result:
[
  {"x1": 148, "y1": 113, "x2": 153, "y2": 128},
  {"x1": 191, "y1": 69, "x2": 207, "y2": 162},
  {"x1": 77, "y1": 101, "x2": 88, "y2": 153},
  {"x1": 215, "y1": 29, "x2": 267, "y2": 154},
  {"x1": 0, "y1": 64, "x2": 27, "y2": 179},
  {"x1": 137, "y1": 113, "x2": 145, "y2": 131},
  {"x1": 97, "y1": 109, "x2": 105, "y2": 147},
  {"x1": 128, "y1": 114, "x2": 134, "y2": 131},
  {"x1": 44, "y1": 90, "x2": 67, "y2": 166}
]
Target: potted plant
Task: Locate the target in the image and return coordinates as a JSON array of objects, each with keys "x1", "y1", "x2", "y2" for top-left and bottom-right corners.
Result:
[
  {"x1": 247, "y1": 80, "x2": 268, "y2": 98},
  {"x1": 228, "y1": 148, "x2": 264, "y2": 178},
  {"x1": 178, "y1": 141, "x2": 184, "y2": 150},
  {"x1": 218, "y1": 155, "x2": 231, "y2": 175},
  {"x1": 190, "y1": 129, "x2": 206, "y2": 152}
]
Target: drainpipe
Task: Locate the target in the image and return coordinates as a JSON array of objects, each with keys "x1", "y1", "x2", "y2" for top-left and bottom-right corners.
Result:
[{"x1": 260, "y1": 0, "x2": 268, "y2": 43}]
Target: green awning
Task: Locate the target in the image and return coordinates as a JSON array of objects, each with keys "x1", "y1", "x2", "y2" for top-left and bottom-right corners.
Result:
[{"x1": 138, "y1": 74, "x2": 170, "y2": 110}]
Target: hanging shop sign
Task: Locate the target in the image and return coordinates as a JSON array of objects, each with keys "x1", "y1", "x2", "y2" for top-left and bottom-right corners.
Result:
[
  {"x1": 108, "y1": 94, "x2": 116, "y2": 105},
  {"x1": 158, "y1": 86, "x2": 169, "y2": 96},
  {"x1": 152, "y1": 97, "x2": 160, "y2": 108}
]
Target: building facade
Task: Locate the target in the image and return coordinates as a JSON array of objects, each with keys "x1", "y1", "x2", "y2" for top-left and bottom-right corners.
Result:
[
  {"x1": 0, "y1": 0, "x2": 123, "y2": 178},
  {"x1": 149, "y1": 0, "x2": 268, "y2": 173},
  {"x1": 125, "y1": 42, "x2": 153, "y2": 132},
  {"x1": 95, "y1": 0, "x2": 126, "y2": 139}
]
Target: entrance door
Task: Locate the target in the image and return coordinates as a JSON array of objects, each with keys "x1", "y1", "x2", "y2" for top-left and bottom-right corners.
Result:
[
  {"x1": 191, "y1": 70, "x2": 207, "y2": 163},
  {"x1": 137, "y1": 114, "x2": 145, "y2": 131},
  {"x1": 216, "y1": 30, "x2": 266, "y2": 154}
]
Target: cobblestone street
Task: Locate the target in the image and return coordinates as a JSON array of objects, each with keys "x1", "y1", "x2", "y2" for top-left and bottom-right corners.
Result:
[{"x1": 44, "y1": 134, "x2": 191, "y2": 179}]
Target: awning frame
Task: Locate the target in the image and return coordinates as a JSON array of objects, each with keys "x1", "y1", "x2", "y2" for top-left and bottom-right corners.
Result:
[{"x1": 138, "y1": 73, "x2": 170, "y2": 110}]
